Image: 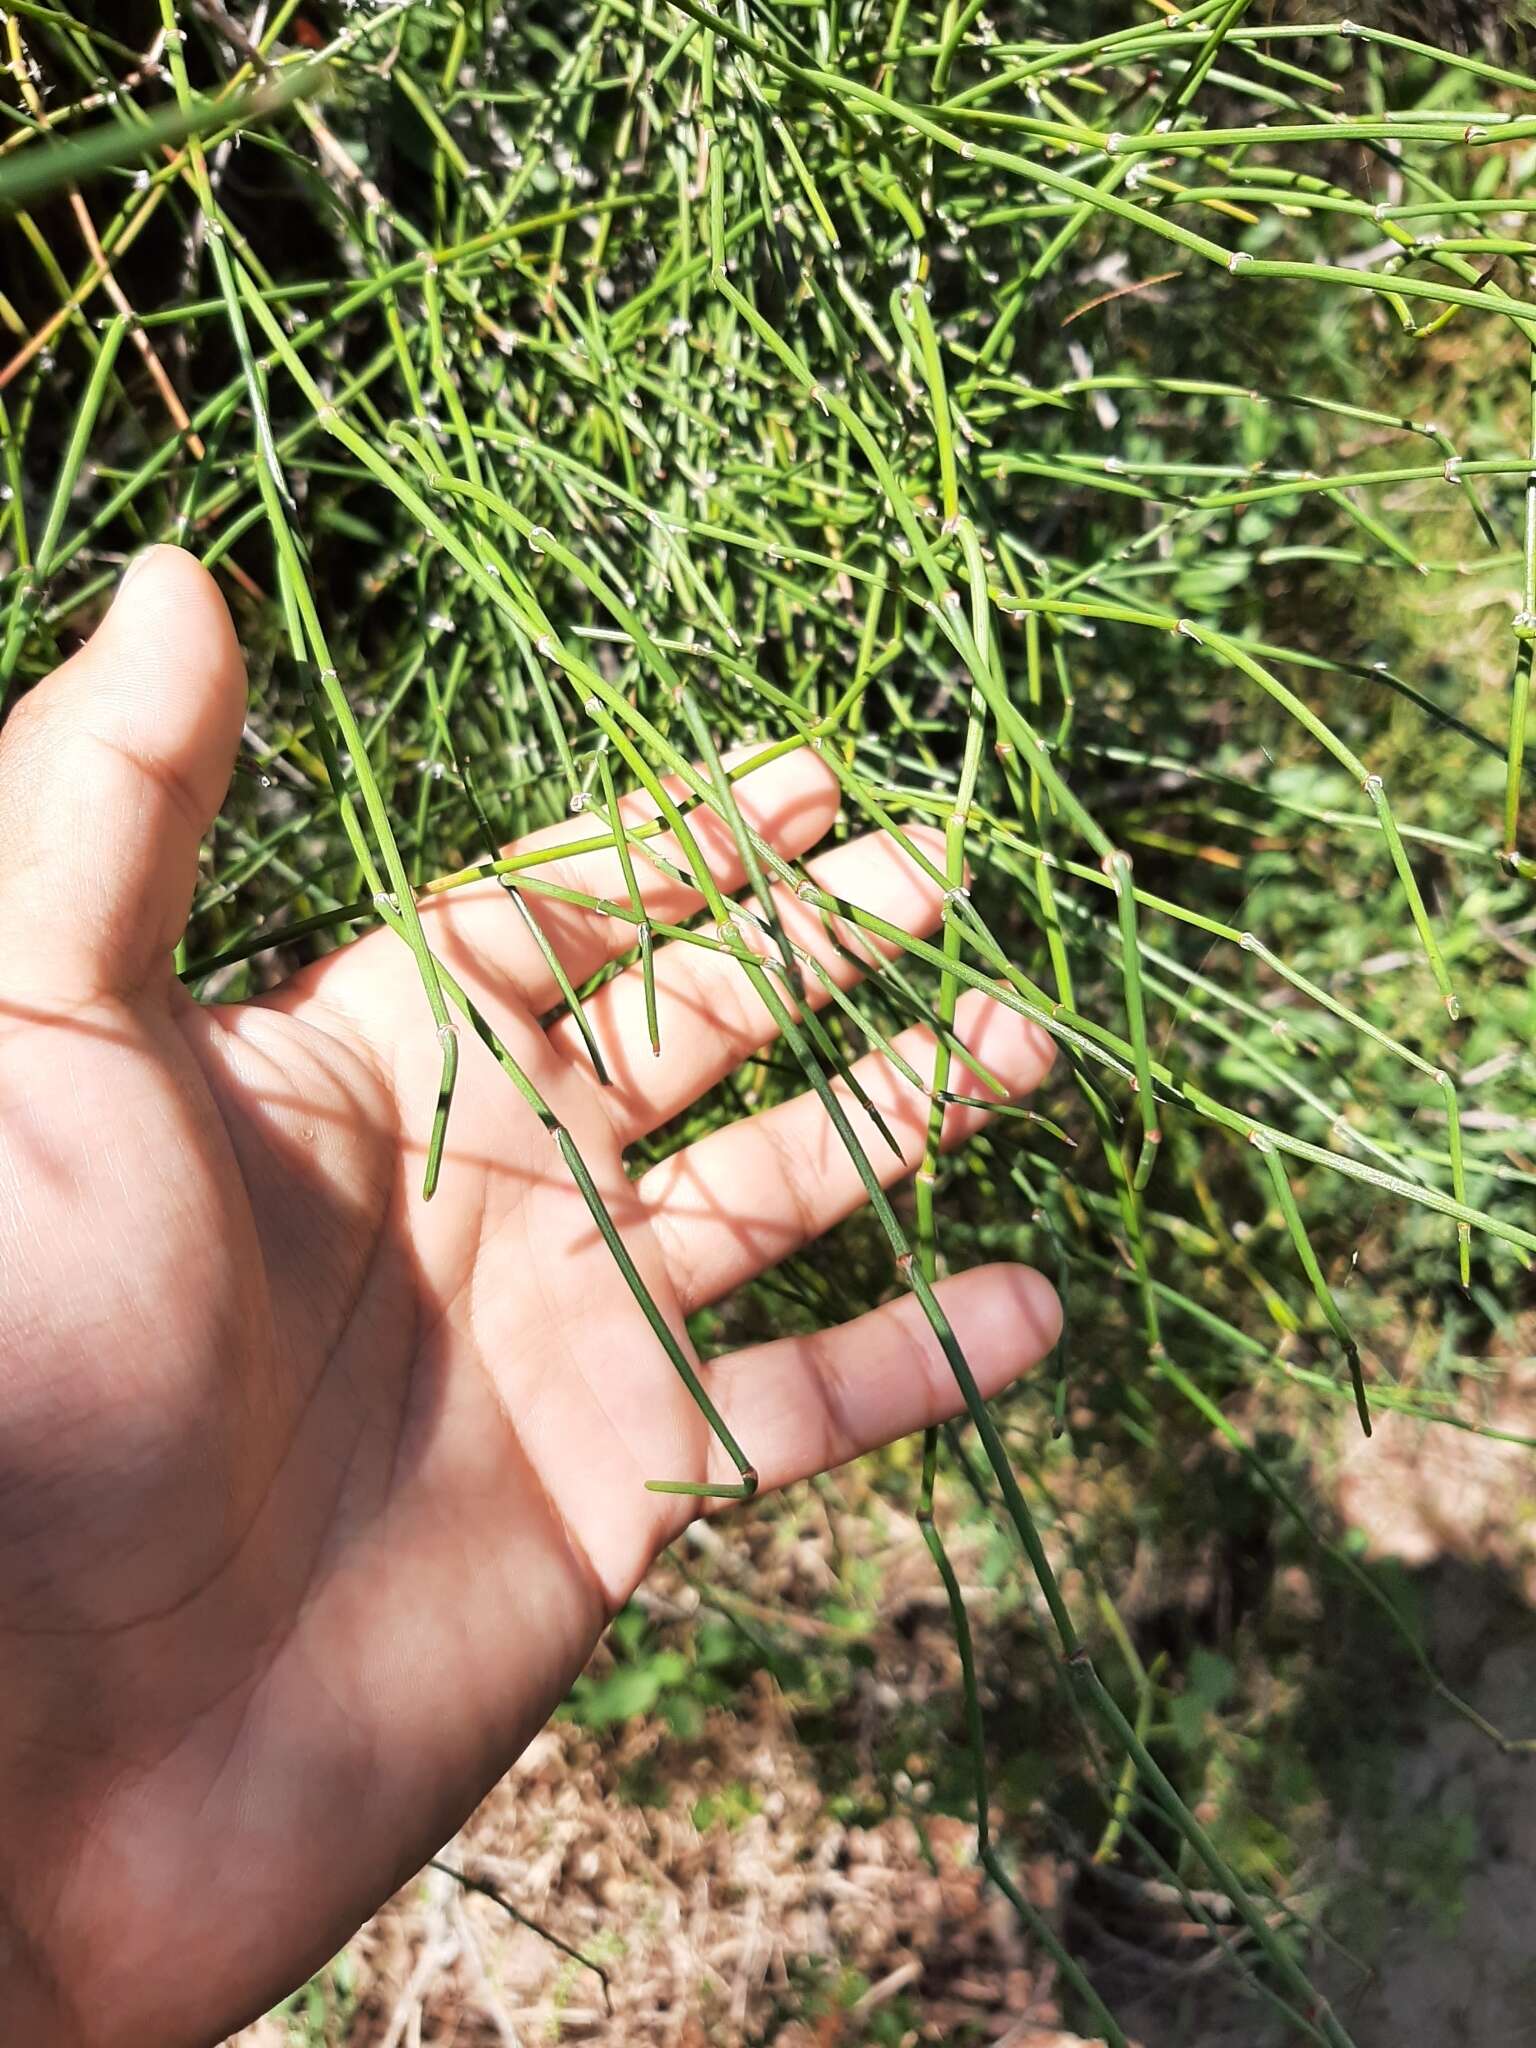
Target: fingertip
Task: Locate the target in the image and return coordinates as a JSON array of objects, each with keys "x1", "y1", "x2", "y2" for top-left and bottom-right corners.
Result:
[
  {"x1": 724, "y1": 741, "x2": 839, "y2": 855},
  {"x1": 902, "y1": 821, "x2": 948, "y2": 868},
  {"x1": 795, "y1": 820, "x2": 948, "y2": 965},
  {"x1": 901, "y1": 826, "x2": 956, "y2": 930},
  {"x1": 111, "y1": 542, "x2": 224, "y2": 617},
  {"x1": 933, "y1": 991, "x2": 1057, "y2": 1144},
  {"x1": 892, "y1": 821, "x2": 975, "y2": 893},
  {"x1": 0, "y1": 548, "x2": 248, "y2": 1000},
  {"x1": 723, "y1": 737, "x2": 834, "y2": 786},
  {"x1": 97, "y1": 545, "x2": 247, "y2": 799},
  {"x1": 1008, "y1": 1261, "x2": 1065, "y2": 1358},
  {"x1": 945, "y1": 1262, "x2": 1063, "y2": 1396},
  {"x1": 869, "y1": 823, "x2": 949, "y2": 930},
  {"x1": 950, "y1": 987, "x2": 1057, "y2": 1097},
  {"x1": 114, "y1": 542, "x2": 180, "y2": 599},
  {"x1": 105, "y1": 544, "x2": 246, "y2": 687}
]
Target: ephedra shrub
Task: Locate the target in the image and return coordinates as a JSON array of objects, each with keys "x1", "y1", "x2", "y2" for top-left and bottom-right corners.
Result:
[{"x1": 3, "y1": 3, "x2": 1535, "y2": 2040}]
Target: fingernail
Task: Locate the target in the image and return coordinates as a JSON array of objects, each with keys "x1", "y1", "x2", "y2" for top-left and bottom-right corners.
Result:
[{"x1": 115, "y1": 547, "x2": 163, "y2": 600}]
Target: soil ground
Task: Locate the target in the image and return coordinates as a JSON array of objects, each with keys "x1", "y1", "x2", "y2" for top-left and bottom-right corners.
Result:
[{"x1": 228, "y1": 1381, "x2": 1536, "y2": 2048}]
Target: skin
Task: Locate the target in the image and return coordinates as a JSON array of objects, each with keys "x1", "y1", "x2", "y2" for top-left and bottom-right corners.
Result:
[{"x1": 0, "y1": 547, "x2": 1059, "y2": 2047}]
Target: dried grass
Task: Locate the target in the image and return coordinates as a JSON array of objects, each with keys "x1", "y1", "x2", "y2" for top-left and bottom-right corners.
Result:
[
  {"x1": 230, "y1": 1701, "x2": 1095, "y2": 2048},
  {"x1": 230, "y1": 1488, "x2": 1099, "y2": 2048}
]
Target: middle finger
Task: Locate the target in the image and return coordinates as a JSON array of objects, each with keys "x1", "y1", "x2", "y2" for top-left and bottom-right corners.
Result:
[{"x1": 546, "y1": 825, "x2": 948, "y2": 1143}]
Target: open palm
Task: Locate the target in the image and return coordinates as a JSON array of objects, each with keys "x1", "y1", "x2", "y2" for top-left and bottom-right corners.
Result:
[{"x1": 0, "y1": 549, "x2": 1058, "y2": 2048}]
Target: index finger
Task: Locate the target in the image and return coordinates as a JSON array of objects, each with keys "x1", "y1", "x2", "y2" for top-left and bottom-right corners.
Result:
[{"x1": 417, "y1": 742, "x2": 840, "y2": 1016}]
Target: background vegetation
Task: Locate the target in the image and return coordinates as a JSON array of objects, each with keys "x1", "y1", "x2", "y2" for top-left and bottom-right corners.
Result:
[{"x1": 3, "y1": 1, "x2": 1535, "y2": 2041}]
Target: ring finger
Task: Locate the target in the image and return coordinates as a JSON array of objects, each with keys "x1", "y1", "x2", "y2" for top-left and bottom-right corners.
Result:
[{"x1": 641, "y1": 989, "x2": 1055, "y2": 1311}]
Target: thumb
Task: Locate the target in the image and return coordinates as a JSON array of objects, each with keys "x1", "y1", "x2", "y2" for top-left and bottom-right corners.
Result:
[{"x1": 0, "y1": 546, "x2": 246, "y2": 1007}]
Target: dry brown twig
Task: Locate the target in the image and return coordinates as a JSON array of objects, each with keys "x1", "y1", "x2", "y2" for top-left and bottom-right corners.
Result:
[{"x1": 2, "y1": 19, "x2": 202, "y2": 454}]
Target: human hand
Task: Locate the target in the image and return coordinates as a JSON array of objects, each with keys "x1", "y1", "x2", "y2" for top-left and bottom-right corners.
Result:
[{"x1": 0, "y1": 548, "x2": 1059, "y2": 2046}]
